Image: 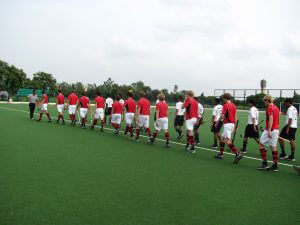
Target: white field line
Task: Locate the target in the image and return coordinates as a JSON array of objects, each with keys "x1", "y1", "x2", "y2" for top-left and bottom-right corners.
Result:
[{"x1": 0, "y1": 106, "x2": 294, "y2": 168}]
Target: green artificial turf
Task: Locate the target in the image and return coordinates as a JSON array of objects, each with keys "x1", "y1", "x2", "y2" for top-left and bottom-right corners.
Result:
[{"x1": 0, "y1": 104, "x2": 299, "y2": 225}]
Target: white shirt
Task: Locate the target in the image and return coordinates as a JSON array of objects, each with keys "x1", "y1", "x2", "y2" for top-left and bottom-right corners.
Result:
[
  {"x1": 198, "y1": 103, "x2": 204, "y2": 118},
  {"x1": 286, "y1": 105, "x2": 298, "y2": 128},
  {"x1": 248, "y1": 106, "x2": 259, "y2": 125},
  {"x1": 212, "y1": 104, "x2": 223, "y2": 122},
  {"x1": 119, "y1": 99, "x2": 125, "y2": 105},
  {"x1": 106, "y1": 97, "x2": 113, "y2": 108},
  {"x1": 176, "y1": 101, "x2": 185, "y2": 116}
]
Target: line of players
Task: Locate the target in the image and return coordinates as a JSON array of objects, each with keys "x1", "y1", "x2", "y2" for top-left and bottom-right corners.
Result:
[{"x1": 36, "y1": 90, "x2": 298, "y2": 172}]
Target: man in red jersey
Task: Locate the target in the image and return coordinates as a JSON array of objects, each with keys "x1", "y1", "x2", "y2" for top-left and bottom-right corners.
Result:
[
  {"x1": 135, "y1": 91, "x2": 152, "y2": 142},
  {"x1": 182, "y1": 90, "x2": 198, "y2": 153},
  {"x1": 111, "y1": 95, "x2": 123, "y2": 135},
  {"x1": 91, "y1": 91, "x2": 105, "y2": 131},
  {"x1": 77, "y1": 92, "x2": 90, "y2": 129},
  {"x1": 214, "y1": 93, "x2": 243, "y2": 163},
  {"x1": 150, "y1": 93, "x2": 170, "y2": 148},
  {"x1": 257, "y1": 95, "x2": 280, "y2": 172},
  {"x1": 123, "y1": 92, "x2": 136, "y2": 139},
  {"x1": 37, "y1": 90, "x2": 51, "y2": 122},
  {"x1": 56, "y1": 90, "x2": 65, "y2": 125},
  {"x1": 67, "y1": 90, "x2": 79, "y2": 126}
]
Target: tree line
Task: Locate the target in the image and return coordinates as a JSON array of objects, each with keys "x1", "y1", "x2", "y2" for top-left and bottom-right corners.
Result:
[{"x1": 1, "y1": 59, "x2": 300, "y2": 108}]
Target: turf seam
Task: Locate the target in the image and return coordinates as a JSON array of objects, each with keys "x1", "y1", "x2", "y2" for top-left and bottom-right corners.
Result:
[{"x1": 0, "y1": 106, "x2": 294, "y2": 168}]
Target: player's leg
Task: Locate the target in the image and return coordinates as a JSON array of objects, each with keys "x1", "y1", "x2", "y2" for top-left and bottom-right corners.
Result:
[
  {"x1": 144, "y1": 116, "x2": 152, "y2": 140},
  {"x1": 287, "y1": 128, "x2": 296, "y2": 161},
  {"x1": 257, "y1": 131, "x2": 270, "y2": 170},
  {"x1": 46, "y1": 108, "x2": 51, "y2": 122},
  {"x1": 279, "y1": 126, "x2": 288, "y2": 159},
  {"x1": 135, "y1": 116, "x2": 141, "y2": 141},
  {"x1": 114, "y1": 115, "x2": 121, "y2": 135},
  {"x1": 225, "y1": 138, "x2": 243, "y2": 164},
  {"x1": 163, "y1": 118, "x2": 170, "y2": 148},
  {"x1": 186, "y1": 118, "x2": 196, "y2": 153},
  {"x1": 91, "y1": 109, "x2": 98, "y2": 129}
]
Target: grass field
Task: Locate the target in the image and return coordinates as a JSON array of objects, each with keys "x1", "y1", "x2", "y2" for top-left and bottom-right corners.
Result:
[{"x1": 0, "y1": 103, "x2": 299, "y2": 225}]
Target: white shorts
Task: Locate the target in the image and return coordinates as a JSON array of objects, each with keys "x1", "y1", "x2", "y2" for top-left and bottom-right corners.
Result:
[
  {"x1": 94, "y1": 108, "x2": 104, "y2": 120},
  {"x1": 68, "y1": 105, "x2": 76, "y2": 114},
  {"x1": 57, "y1": 104, "x2": 64, "y2": 113},
  {"x1": 111, "y1": 114, "x2": 122, "y2": 125},
  {"x1": 186, "y1": 118, "x2": 197, "y2": 131},
  {"x1": 125, "y1": 113, "x2": 134, "y2": 125},
  {"x1": 138, "y1": 115, "x2": 150, "y2": 128},
  {"x1": 80, "y1": 108, "x2": 88, "y2": 118},
  {"x1": 260, "y1": 129, "x2": 279, "y2": 147},
  {"x1": 222, "y1": 123, "x2": 235, "y2": 139},
  {"x1": 155, "y1": 117, "x2": 168, "y2": 131},
  {"x1": 41, "y1": 104, "x2": 48, "y2": 111}
]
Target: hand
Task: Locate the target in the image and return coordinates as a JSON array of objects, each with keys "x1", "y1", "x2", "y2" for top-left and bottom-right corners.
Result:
[
  {"x1": 268, "y1": 130, "x2": 272, "y2": 139},
  {"x1": 253, "y1": 125, "x2": 257, "y2": 133}
]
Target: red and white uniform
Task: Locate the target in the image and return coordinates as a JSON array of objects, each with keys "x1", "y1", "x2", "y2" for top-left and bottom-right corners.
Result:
[
  {"x1": 111, "y1": 101, "x2": 123, "y2": 125},
  {"x1": 79, "y1": 96, "x2": 90, "y2": 118},
  {"x1": 137, "y1": 97, "x2": 151, "y2": 128},
  {"x1": 183, "y1": 97, "x2": 199, "y2": 131},
  {"x1": 155, "y1": 101, "x2": 169, "y2": 131},
  {"x1": 221, "y1": 102, "x2": 237, "y2": 139},
  {"x1": 68, "y1": 93, "x2": 78, "y2": 114},
  {"x1": 260, "y1": 104, "x2": 280, "y2": 147},
  {"x1": 41, "y1": 94, "x2": 49, "y2": 111},
  {"x1": 56, "y1": 93, "x2": 65, "y2": 113},
  {"x1": 124, "y1": 97, "x2": 136, "y2": 125},
  {"x1": 94, "y1": 96, "x2": 105, "y2": 120}
]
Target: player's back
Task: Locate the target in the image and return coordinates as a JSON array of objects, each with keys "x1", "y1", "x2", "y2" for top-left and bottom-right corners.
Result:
[
  {"x1": 125, "y1": 98, "x2": 136, "y2": 113},
  {"x1": 156, "y1": 101, "x2": 168, "y2": 118},
  {"x1": 138, "y1": 98, "x2": 150, "y2": 115},
  {"x1": 223, "y1": 102, "x2": 236, "y2": 124},
  {"x1": 68, "y1": 93, "x2": 78, "y2": 105},
  {"x1": 113, "y1": 101, "x2": 123, "y2": 114},
  {"x1": 80, "y1": 96, "x2": 89, "y2": 108},
  {"x1": 95, "y1": 96, "x2": 105, "y2": 108}
]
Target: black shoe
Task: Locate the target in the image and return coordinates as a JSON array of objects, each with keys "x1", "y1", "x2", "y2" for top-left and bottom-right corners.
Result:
[
  {"x1": 257, "y1": 161, "x2": 269, "y2": 170},
  {"x1": 185, "y1": 144, "x2": 190, "y2": 151},
  {"x1": 214, "y1": 153, "x2": 223, "y2": 159},
  {"x1": 150, "y1": 137, "x2": 155, "y2": 144},
  {"x1": 114, "y1": 129, "x2": 120, "y2": 135},
  {"x1": 166, "y1": 142, "x2": 170, "y2": 148},
  {"x1": 268, "y1": 163, "x2": 279, "y2": 172},
  {"x1": 188, "y1": 145, "x2": 196, "y2": 154},
  {"x1": 195, "y1": 141, "x2": 200, "y2": 145},
  {"x1": 279, "y1": 152, "x2": 287, "y2": 160},
  {"x1": 287, "y1": 155, "x2": 295, "y2": 161},
  {"x1": 56, "y1": 120, "x2": 59, "y2": 124},
  {"x1": 178, "y1": 133, "x2": 183, "y2": 140},
  {"x1": 48, "y1": 120, "x2": 51, "y2": 123},
  {"x1": 233, "y1": 153, "x2": 243, "y2": 164},
  {"x1": 241, "y1": 148, "x2": 247, "y2": 154},
  {"x1": 90, "y1": 126, "x2": 94, "y2": 130},
  {"x1": 100, "y1": 127, "x2": 104, "y2": 132},
  {"x1": 210, "y1": 144, "x2": 218, "y2": 149}
]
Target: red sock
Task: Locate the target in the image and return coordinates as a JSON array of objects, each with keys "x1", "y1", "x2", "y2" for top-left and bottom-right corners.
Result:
[
  {"x1": 39, "y1": 113, "x2": 43, "y2": 120},
  {"x1": 115, "y1": 124, "x2": 120, "y2": 130},
  {"x1": 189, "y1": 135, "x2": 195, "y2": 145},
  {"x1": 228, "y1": 143, "x2": 238, "y2": 155},
  {"x1": 186, "y1": 132, "x2": 189, "y2": 142},
  {"x1": 260, "y1": 148, "x2": 267, "y2": 161},
  {"x1": 129, "y1": 126, "x2": 133, "y2": 137},
  {"x1": 153, "y1": 131, "x2": 158, "y2": 140},
  {"x1": 136, "y1": 128, "x2": 140, "y2": 139},
  {"x1": 101, "y1": 120, "x2": 104, "y2": 128},
  {"x1": 82, "y1": 118, "x2": 86, "y2": 125},
  {"x1": 165, "y1": 132, "x2": 170, "y2": 141},
  {"x1": 146, "y1": 128, "x2": 151, "y2": 137},
  {"x1": 220, "y1": 141, "x2": 225, "y2": 155},
  {"x1": 61, "y1": 115, "x2": 64, "y2": 122},
  {"x1": 46, "y1": 113, "x2": 50, "y2": 120},
  {"x1": 69, "y1": 114, "x2": 73, "y2": 120},
  {"x1": 93, "y1": 119, "x2": 97, "y2": 126},
  {"x1": 272, "y1": 151, "x2": 278, "y2": 163},
  {"x1": 57, "y1": 115, "x2": 61, "y2": 121}
]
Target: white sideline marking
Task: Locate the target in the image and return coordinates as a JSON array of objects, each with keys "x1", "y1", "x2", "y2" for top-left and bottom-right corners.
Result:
[{"x1": 0, "y1": 106, "x2": 294, "y2": 168}]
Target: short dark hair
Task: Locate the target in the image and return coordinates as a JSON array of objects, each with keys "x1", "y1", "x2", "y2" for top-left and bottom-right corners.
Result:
[
  {"x1": 96, "y1": 91, "x2": 100, "y2": 96},
  {"x1": 81, "y1": 92, "x2": 85, "y2": 96},
  {"x1": 128, "y1": 92, "x2": 133, "y2": 98},
  {"x1": 42, "y1": 90, "x2": 45, "y2": 94},
  {"x1": 178, "y1": 96, "x2": 183, "y2": 101},
  {"x1": 215, "y1": 98, "x2": 221, "y2": 104},
  {"x1": 223, "y1": 93, "x2": 231, "y2": 100},
  {"x1": 58, "y1": 90, "x2": 62, "y2": 93},
  {"x1": 140, "y1": 91, "x2": 145, "y2": 98},
  {"x1": 33, "y1": 89, "x2": 36, "y2": 93},
  {"x1": 115, "y1": 95, "x2": 120, "y2": 101},
  {"x1": 248, "y1": 98, "x2": 256, "y2": 106},
  {"x1": 284, "y1": 98, "x2": 293, "y2": 104}
]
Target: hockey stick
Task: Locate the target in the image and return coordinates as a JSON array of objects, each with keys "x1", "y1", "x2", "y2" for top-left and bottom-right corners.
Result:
[{"x1": 258, "y1": 126, "x2": 291, "y2": 143}]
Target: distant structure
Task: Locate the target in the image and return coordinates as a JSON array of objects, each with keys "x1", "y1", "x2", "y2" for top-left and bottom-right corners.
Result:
[{"x1": 260, "y1": 79, "x2": 267, "y2": 94}]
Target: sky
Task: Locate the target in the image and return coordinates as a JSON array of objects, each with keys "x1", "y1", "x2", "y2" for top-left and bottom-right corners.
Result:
[{"x1": 0, "y1": 0, "x2": 300, "y2": 96}]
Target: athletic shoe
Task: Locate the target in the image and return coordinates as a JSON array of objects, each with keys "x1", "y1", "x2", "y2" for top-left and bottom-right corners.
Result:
[
  {"x1": 293, "y1": 165, "x2": 300, "y2": 175},
  {"x1": 241, "y1": 149, "x2": 247, "y2": 154},
  {"x1": 210, "y1": 144, "x2": 218, "y2": 149},
  {"x1": 257, "y1": 161, "x2": 269, "y2": 170},
  {"x1": 114, "y1": 129, "x2": 120, "y2": 135},
  {"x1": 185, "y1": 144, "x2": 190, "y2": 151},
  {"x1": 279, "y1": 152, "x2": 287, "y2": 160},
  {"x1": 135, "y1": 137, "x2": 140, "y2": 142},
  {"x1": 268, "y1": 163, "x2": 279, "y2": 172},
  {"x1": 195, "y1": 141, "x2": 200, "y2": 145},
  {"x1": 90, "y1": 126, "x2": 94, "y2": 130},
  {"x1": 100, "y1": 127, "x2": 104, "y2": 132},
  {"x1": 233, "y1": 153, "x2": 243, "y2": 164},
  {"x1": 178, "y1": 133, "x2": 184, "y2": 140},
  {"x1": 214, "y1": 153, "x2": 223, "y2": 159},
  {"x1": 56, "y1": 120, "x2": 59, "y2": 124},
  {"x1": 188, "y1": 145, "x2": 196, "y2": 154},
  {"x1": 149, "y1": 137, "x2": 155, "y2": 144},
  {"x1": 287, "y1": 155, "x2": 296, "y2": 161},
  {"x1": 62, "y1": 121, "x2": 65, "y2": 125},
  {"x1": 166, "y1": 142, "x2": 170, "y2": 148},
  {"x1": 36, "y1": 119, "x2": 41, "y2": 122}
]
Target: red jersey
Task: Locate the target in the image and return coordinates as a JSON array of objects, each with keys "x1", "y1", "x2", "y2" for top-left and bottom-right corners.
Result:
[
  {"x1": 56, "y1": 93, "x2": 65, "y2": 104},
  {"x1": 124, "y1": 97, "x2": 136, "y2": 113},
  {"x1": 138, "y1": 98, "x2": 151, "y2": 115},
  {"x1": 112, "y1": 101, "x2": 123, "y2": 114},
  {"x1": 68, "y1": 93, "x2": 78, "y2": 105},
  {"x1": 266, "y1": 104, "x2": 280, "y2": 131},
  {"x1": 79, "y1": 96, "x2": 90, "y2": 109},
  {"x1": 156, "y1": 101, "x2": 168, "y2": 118},
  {"x1": 42, "y1": 94, "x2": 49, "y2": 104},
  {"x1": 222, "y1": 102, "x2": 236, "y2": 124},
  {"x1": 95, "y1": 96, "x2": 105, "y2": 108},
  {"x1": 183, "y1": 97, "x2": 198, "y2": 120}
]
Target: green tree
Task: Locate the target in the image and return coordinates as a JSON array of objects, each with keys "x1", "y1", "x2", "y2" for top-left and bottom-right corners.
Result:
[{"x1": 32, "y1": 72, "x2": 57, "y2": 95}]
